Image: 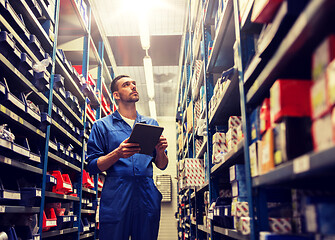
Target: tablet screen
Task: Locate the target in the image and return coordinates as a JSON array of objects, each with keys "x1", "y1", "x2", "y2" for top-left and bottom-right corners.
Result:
[{"x1": 128, "y1": 123, "x2": 164, "y2": 155}]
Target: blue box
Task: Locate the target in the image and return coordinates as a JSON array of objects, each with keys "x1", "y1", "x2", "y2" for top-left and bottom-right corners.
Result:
[
  {"x1": 229, "y1": 164, "x2": 246, "y2": 182},
  {"x1": 40, "y1": 19, "x2": 54, "y2": 42},
  {"x1": 232, "y1": 180, "x2": 248, "y2": 198},
  {"x1": 250, "y1": 106, "x2": 261, "y2": 143},
  {"x1": 305, "y1": 202, "x2": 335, "y2": 235}
]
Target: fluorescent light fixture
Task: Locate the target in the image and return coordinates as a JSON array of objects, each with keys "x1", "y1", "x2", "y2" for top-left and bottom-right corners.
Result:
[
  {"x1": 139, "y1": 16, "x2": 150, "y2": 50},
  {"x1": 143, "y1": 56, "x2": 155, "y2": 99},
  {"x1": 149, "y1": 100, "x2": 157, "y2": 119}
]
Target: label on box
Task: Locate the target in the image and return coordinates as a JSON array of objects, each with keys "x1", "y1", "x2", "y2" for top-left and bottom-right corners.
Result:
[
  {"x1": 249, "y1": 142, "x2": 259, "y2": 177},
  {"x1": 311, "y1": 77, "x2": 328, "y2": 119}
]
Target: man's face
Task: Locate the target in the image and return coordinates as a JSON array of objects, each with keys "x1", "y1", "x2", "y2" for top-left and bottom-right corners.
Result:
[{"x1": 114, "y1": 77, "x2": 139, "y2": 103}]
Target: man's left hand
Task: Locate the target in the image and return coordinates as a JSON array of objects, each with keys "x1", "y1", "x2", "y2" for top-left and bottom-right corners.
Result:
[{"x1": 155, "y1": 135, "x2": 168, "y2": 154}]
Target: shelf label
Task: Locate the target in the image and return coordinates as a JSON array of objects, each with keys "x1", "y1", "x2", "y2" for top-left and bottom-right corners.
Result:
[
  {"x1": 36, "y1": 190, "x2": 41, "y2": 197},
  {"x1": 34, "y1": 235, "x2": 40, "y2": 240},
  {"x1": 293, "y1": 155, "x2": 310, "y2": 174},
  {"x1": 46, "y1": 220, "x2": 56, "y2": 227},
  {"x1": 59, "y1": 230, "x2": 63, "y2": 234},
  {"x1": 63, "y1": 216, "x2": 70, "y2": 222},
  {"x1": 3, "y1": 191, "x2": 20, "y2": 200},
  {"x1": 18, "y1": 117, "x2": 24, "y2": 124},
  {"x1": 64, "y1": 161, "x2": 69, "y2": 166},
  {"x1": 0, "y1": 206, "x2": 5, "y2": 213},
  {"x1": 4, "y1": 158, "x2": 11, "y2": 165}
]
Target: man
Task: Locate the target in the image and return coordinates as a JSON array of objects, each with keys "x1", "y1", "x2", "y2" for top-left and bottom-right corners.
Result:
[{"x1": 86, "y1": 75, "x2": 168, "y2": 240}]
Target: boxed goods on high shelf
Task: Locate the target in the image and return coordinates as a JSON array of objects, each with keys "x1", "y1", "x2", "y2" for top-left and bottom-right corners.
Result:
[{"x1": 178, "y1": 158, "x2": 205, "y2": 190}]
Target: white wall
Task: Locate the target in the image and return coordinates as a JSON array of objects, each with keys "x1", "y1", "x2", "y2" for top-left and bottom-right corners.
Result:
[{"x1": 154, "y1": 117, "x2": 178, "y2": 240}]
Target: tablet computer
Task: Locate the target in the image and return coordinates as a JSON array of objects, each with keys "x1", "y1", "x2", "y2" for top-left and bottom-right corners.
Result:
[{"x1": 128, "y1": 123, "x2": 164, "y2": 155}]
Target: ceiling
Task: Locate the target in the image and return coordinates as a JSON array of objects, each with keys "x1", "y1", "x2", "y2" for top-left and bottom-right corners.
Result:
[{"x1": 95, "y1": 0, "x2": 188, "y2": 118}]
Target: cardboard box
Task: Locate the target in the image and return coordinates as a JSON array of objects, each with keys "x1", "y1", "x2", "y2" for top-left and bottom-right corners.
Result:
[
  {"x1": 313, "y1": 113, "x2": 333, "y2": 151},
  {"x1": 270, "y1": 80, "x2": 311, "y2": 123},
  {"x1": 326, "y1": 60, "x2": 335, "y2": 107},
  {"x1": 226, "y1": 127, "x2": 238, "y2": 143},
  {"x1": 269, "y1": 218, "x2": 292, "y2": 233},
  {"x1": 312, "y1": 35, "x2": 335, "y2": 81},
  {"x1": 251, "y1": 0, "x2": 284, "y2": 23},
  {"x1": 229, "y1": 164, "x2": 246, "y2": 182},
  {"x1": 228, "y1": 116, "x2": 242, "y2": 129},
  {"x1": 311, "y1": 76, "x2": 329, "y2": 120},
  {"x1": 260, "y1": 128, "x2": 275, "y2": 174},
  {"x1": 232, "y1": 180, "x2": 248, "y2": 198},
  {"x1": 249, "y1": 141, "x2": 260, "y2": 177},
  {"x1": 213, "y1": 132, "x2": 225, "y2": 144}
]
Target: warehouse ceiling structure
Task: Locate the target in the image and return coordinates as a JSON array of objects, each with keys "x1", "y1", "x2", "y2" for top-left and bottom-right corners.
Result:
[{"x1": 95, "y1": 0, "x2": 188, "y2": 118}]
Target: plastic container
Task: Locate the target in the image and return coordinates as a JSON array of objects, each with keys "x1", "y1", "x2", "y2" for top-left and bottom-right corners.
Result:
[
  {"x1": 42, "y1": 208, "x2": 57, "y2": 232},
  {"x1": 50, "y1": 171, "x2": 73, "y2": 195}
]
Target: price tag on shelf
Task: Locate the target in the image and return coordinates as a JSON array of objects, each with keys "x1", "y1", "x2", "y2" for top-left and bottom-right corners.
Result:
[
  {"x1": 293, "y1": 155, "x2": 310, "y2": 174},
  {"x1": 4, "y1": 158, "x2": 11, "y2": 165},
  {"x1": 0, "y1": 206, "x2": 5, "y2": 213},
  {"x1": 36, "y1": 190, "x2": 41, "y2": 197}
]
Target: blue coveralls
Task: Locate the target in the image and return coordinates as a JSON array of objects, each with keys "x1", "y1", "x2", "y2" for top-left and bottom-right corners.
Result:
[{"x1": 86, "y1": 110, "x2": 164, "y2": 240}]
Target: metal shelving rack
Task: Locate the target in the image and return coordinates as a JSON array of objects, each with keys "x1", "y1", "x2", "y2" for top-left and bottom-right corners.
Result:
[
  {"x1": 0, "y1": 0, "x2": 117, "y2": 239},
  {"x1": 176, "y1": 0, "x2": 335, "y2": 240}
]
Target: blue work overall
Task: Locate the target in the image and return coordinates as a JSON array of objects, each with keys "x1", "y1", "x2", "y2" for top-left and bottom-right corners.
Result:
[{"x1": 86, "y1": 110, "x2": 163, "y2": 240}]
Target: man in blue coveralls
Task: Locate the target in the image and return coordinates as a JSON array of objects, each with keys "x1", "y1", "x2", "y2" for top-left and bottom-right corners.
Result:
[{"x1": 86, "y1": 75, "x2": 168, "y2": 240}]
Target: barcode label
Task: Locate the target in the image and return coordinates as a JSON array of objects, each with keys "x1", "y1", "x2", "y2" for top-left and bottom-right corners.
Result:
[{"x1": 293, "y1": 155, "x2": 310, "y2": 174}]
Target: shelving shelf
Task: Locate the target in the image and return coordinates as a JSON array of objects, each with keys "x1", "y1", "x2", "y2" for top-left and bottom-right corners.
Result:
[
  {"x1": 51, "y1": 120, "x2": 82, "y2": 147},
  {"x1": 196, "y1": 139, "x2": 207, "y2": 159},
  {"x1": 0, "y1": 104, "x2": 45, "y2": 138},
  {"x1": 253, "y1": 146, "x2": 335, "y2": 187},
  {"x1": 211, "y1": 140, "x2": 244, "y2": 175},
  {"x1": 0, "y1": 155, "x2": 42, "y2": 174},
  {"x1": 198, "y1": 225, "x2": 211, "y2": 234},
  {"x1": 82, "y1": 187, "x2": 96, "y2": 195},
  {"x1": 206, "y1": 0, "x2": 235, "y2": 73},
  {"x1": 246, "y1": 0, "x2": 335, "y2": 106},
  {"x1": 214, "y1": 226, "x2": 249, "y2": 240},
  {"x1": 209, "y1": 71, "x2": 240, "y2": 126},
  {"x1": 81, "y1": 209, "x2": 95, "y2": 214},
  {"x1": 53, "y1": 91, "x2": 84, "y2": 127},
  {"x1": 11, "y1": 0, "x2": 53, "y2": 53},
  {"x1": 55, "y1": 56, "x2": 86, "y2": 103},
  {"x1": 48, "y1": 152, "x2": 81, "y2": 172},
  {"x1": 45, "y1": 191, "x2": 80, "y2": 201},
  {"x1": 0, "y1": 205, "x2": 40, "y2": 213},
  {"x1": 59, "y1": 0, "x2": 88, "y2": 36},
  {"x1": 42, "y1": 227, "x2": 79, "y2": 239},
  {"x1": 80, "y1": 232, "x2": 95, "y2": 239},
  {"x1": 0, "y1": 54, "x2": 48, "y2": 105}
]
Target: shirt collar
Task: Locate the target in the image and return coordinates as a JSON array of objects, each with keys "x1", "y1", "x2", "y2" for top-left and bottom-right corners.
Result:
[{"x1": 112, "y1": 110, "x2": 147, "y2": 124}]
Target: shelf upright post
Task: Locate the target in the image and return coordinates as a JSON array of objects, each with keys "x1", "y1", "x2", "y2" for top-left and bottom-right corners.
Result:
[
  {"x1": 77, "y1": 4, "x2": 92, "y2": 239},
  {"x1": 232, "y1": 0, "x2": 256, "y2": 239},
  {"x1": 94, "y1": 40, "x2": 105, "y2": 240},
  {"x1": 77, "y1": 97, "x2": 89, "y2": 240},
  {"x1": 203, "y1": 15, "x2": 216, "y2": 240},
  {"x1": 96, "y1": 40, "x2": 104, "y2": 120},
  {"x1": 38, "y1": 0, "x2": 60, "y2": 235}
]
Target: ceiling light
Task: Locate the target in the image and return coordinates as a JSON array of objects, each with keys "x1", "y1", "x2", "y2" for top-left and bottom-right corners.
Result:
[
  {"x1": 139, "y1": 17, "x2": 150, "y2": 50},
  {"x1": 149, "y1": 100, "x2": 157, "y2": 119},
  {"x1": 143, "y1": 56, "x2": 155, "y2": 99}
]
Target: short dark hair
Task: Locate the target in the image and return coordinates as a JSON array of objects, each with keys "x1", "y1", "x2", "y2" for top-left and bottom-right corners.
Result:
[{"x1": 110, "y1": 75, "x2": 130, "y2": 93}]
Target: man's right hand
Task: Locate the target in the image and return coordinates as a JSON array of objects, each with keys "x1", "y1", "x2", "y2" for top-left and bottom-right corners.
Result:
[{"x1": 116, "y1": 138, "x2": 141, "y2": 158}]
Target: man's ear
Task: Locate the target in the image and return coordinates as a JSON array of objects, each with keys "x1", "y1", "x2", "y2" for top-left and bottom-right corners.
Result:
[{"x1": 113, "y1": 92, "x2": 120, "y2": 100}]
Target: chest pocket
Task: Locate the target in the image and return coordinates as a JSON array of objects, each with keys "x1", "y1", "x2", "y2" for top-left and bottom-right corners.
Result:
[{"x1": 105, "y1": 127, "x2": 131, "y2": 154}]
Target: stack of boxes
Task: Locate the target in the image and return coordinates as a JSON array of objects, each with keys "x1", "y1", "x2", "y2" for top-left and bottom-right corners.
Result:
[
  {"x1": 310, "y1": 35, "x2": 335, "y2": 151},
  {"x1": 249, "y1": 77, "x2": 314, "y2": 176},
  {"x1": 191, "y1": 60, "x2": 203, "y2": 98},
  {"x1": 230, "y1": 164, "x2": 250, "y2": 235},
  {"x1": 178, "y1": 158, "x2": 205, "y2": 190},
  {"x1": 212, "y1": 132, "x2": 227, "y2": 164},
  {"x1": 212, "y1": 116, "x2": 243, "y2": 165},
  {"x1": 208, "y1": 68, "x2": 234, "y2": 119}
]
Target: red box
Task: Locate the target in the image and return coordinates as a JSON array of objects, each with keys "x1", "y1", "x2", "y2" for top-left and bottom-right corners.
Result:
[
  {"x1": 260, "y1": 98, "x2": 271, "y2": 134},
  {"x1": 312, "y1": 35, "x2": 335, "y2": 81},
  {"x1": 251, "y1": 0, "x2": 284, "y2": 23},
  {"x1": 270, "y1": 79, "x2": 312, "y2": 123}
]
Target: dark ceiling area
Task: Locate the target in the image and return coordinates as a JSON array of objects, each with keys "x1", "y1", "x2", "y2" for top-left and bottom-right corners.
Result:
[{"x1": 108, "y1": 35, "x2": 182, "y2": 66}]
